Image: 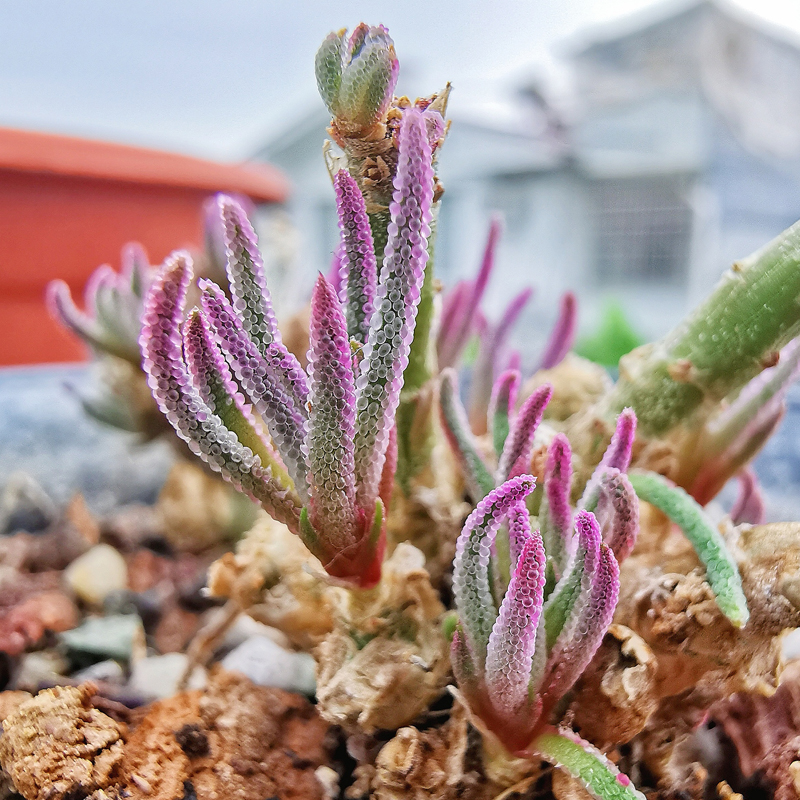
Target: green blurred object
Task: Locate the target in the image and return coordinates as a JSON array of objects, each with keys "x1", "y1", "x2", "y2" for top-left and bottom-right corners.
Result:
[{"x1": 574, "y1": 300, "x2": 643, "y2": 368}]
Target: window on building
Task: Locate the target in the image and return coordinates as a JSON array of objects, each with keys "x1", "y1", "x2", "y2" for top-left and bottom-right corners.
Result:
[{"x1": 590, "y1": 176, "x2": 693, "y2": 286}]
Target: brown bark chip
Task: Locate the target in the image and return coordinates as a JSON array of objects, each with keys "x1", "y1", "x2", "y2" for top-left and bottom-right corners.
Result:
[{"x1": 0, "y1": 683, "x2": 124, "y2": 800}]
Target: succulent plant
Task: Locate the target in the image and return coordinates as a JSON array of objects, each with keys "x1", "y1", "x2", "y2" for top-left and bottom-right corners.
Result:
[
  {"x1": 450, "y1": 476, "x2": 644, "y2": 798},
  {"x1": 139, "y1": 105, "x2": 435, "y2": 589}
]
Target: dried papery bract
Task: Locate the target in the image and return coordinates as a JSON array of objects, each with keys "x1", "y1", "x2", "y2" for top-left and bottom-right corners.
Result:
[
  {"x1": 140, "y1": 107, "x2": 434, "y2": 589},
  {"x1": 450, "y1": 479, "x2": 640, "y2": 798}
]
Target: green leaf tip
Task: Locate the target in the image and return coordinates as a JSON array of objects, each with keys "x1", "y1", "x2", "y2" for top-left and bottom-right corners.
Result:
[
  {"x1": 532, "y1": 729, "x2": 645, "y2": 800},
  {"x1": 628, "y1": 470, "x2": 749, "y2": 627}
]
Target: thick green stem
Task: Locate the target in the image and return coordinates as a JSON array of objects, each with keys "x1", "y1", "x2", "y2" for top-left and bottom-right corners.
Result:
[{"x1": 603, "y1": 220, "x2": 800, "y2": 436}]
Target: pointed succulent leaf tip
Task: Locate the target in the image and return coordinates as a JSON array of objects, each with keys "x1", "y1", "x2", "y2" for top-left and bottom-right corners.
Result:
[
  {"x1": 730, "y1": 467, "x2": 766, "y2": 525},
  {"x1": 439, "y1": 369, "x2": 495, "y2": 500},
  {"x1": 582, "y1": 408, "x2": 637, "y2": 507},
  {"x1": 353, "y1": 107, "x2": 434, "y2": 511},
  {"x1": 182, "y1": 310, "x2": 290, "y2": 488},
  {"x1": 532, "y1": 729, "x2": 645, "y2": 800},
  {"x1": 452, "y1": 476, "x2": 536, "y2": 665},
  {"x1": 543, "y1": 510, "x2": 601, "y2": 650},
  {"x1": 469, "y1": 287, "x2": 534, "y2": 433},
  {"x1": 540, "y1": 541, "x2": 619, "y2": 705},
  {"x1": 628, "y1": 470, "x2": 749, "y2": 627},
  {"x1": 139, "y1": 253, "x2": 301, "y2": 530},
  {"x1": 591, "y1": 469, "x2": 639, "y2": 563},
  {"x1": 216, "y1": 195, "x2": 283, "y2": 354},
  {"x1": 488, "y1": 369, "x2": 520, "y2": 459},
  {"x1": 485, "y1": 528, "x2": 546, "y2": 721},
  {"x1": 496, "y1": 383, "x2": 553, "y2": 483},
  {"x1": 538, "y1": 291, "x2": 578, "y2": 371},
  {"x1": 438, "y1": 216, "x2": 502, "y2": 369},
  {"x1": 540, "y1": 433, "x2": 575, "y2": 578},
  {"x1": 199, "y1": 280, "x2": 310, "y2": 501},
  {"x1": 334, "y1": 169, "x2": 378, "y2": 345},
  {"x1": 306, "y1": 273, "x2": 358, "y2": 552}
]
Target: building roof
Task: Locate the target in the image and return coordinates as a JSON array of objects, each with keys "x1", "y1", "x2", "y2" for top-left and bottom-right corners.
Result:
[{"x1": 0, "y1": 126, "x2": 289, "y2": 202}]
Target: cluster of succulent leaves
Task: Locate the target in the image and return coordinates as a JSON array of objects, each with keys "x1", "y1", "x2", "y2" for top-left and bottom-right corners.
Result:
[{"x1": 49, "y1": 20, "x2": 800, "y2": 800}]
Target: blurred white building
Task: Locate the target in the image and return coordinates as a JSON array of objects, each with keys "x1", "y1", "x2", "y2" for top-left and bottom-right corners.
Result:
[{"x1": 256, "y1": 0, "x2": 800, "y2": 361}]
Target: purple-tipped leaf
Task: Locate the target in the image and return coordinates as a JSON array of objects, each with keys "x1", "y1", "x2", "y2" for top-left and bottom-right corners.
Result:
[
  {"x1": 540, "y1": 542, "x2": 619, "y2": 705},
  {"x1": 439, "y1": 369, "x2": 495, "y2": 500},
  {"x1": 539, "y1": 434, "x2": 574, "y2": 578},
  {"x1": 216, "y1": 195, "x2": 283, "y2": 354},
  {"x1": 537, "y1": 291, "x2": 577, "y2": 371},
  {"x1": 199, "y1": 280, "x2": 310, "y2": 500},
  {"x1": 543, "y1": 511, "x2": 601, "y2": 650},
  {"x1": 438, "y1": 217, "x2": 501, "y2": 369},
  {"x1": 334, "y1": 170, "x2": 378, "y2": 345},
  {"x1": 592, "y1": 468, "x2": 639, "y2": 563},
  {"x1": 469, "y1": 287, "x2": 533, "y2": 432},
  {"x1": 488, "y1": 369, "x2": 520, "y2": 459},
  {"x1": 353, "y1": 108, "x2": 434, "y2": 512},
  {"x1": 485, "y1": 529, "x2": 546, "y2": 720},
  {"x1": 506, "y1": 501, "x2": 532, "y2": 571},
  {"x1": 582, "y1": 408, "x2": 637, "y2": 507},
  {"x1": 496, "y1": 383, "x2": 553, "y2": 483},
  {"x1": 452, "y1": 476, "x2": 536, "y2": 665},
  {"x1": 139, "y1": 254, "x2": 301, "y2": 530},
  {"x1": 183, "y1": 310, "x2": 290, "y2": 489},
  {"x1": 306, "y1": 273, "x2": 358, "y2": 552},
  {"x1": 730, "y1": 467, "x2": 766, "y2": 525}
]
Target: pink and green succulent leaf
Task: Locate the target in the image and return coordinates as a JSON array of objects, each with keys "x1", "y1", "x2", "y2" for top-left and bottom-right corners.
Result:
[
  {"x1": 496, "y1": 383, "x2": 553, "y2": 483},
  {"x1": 139, "y1": 253, "x2": 301, "y2": 531},
  {"x1": 47, "y1": 249, "x2": 147, "y2": 365},
  {"x1": 488, "y1": 369, "x2": 520, "y2": 459},
  {"x1": 542, "y1": 511, "x2": 600, "y2": 651},
  {"x1": 452, "y1": 476, "x2": 536, "y2": 666},
  {"x1": 438, "y1": 216, "x2": 501, "y2": 369},
  {"x1": 216, "y1": 196, "x2": 288, "y2": 359},
  {"x1": 588, "y1": 468, "x2": 640, "y2": 563},
  {"x1": 628, "y1": 470, "x2": 749, "y2": 627},
  {"x1": 437, "y1": 280, "x2": 469, "y2": 368},
  {"x1": 537, "y1": 291, "x2": 578, "y2": 371},
  {"x1": 353, "y1": 107, "x2": 434, "y2": 512},
  {"x1": 540, "y1": 539, "x2": 619, "y2": 704},
  {"x1": 439, "y1": 368, "x2": 495, "y2": 500},
  {"x1": 485, "y1": 526, "x2": 546, "y2": 721},
  {"x1": 469, "y1": 287, "x2": 533, "y2": 430},
  {"x1": 199, "y1": 280, "x2": 310, "y2": 501},
  {"x1": 183, "y1": 310, "x2": 291, "y2": 490},
  {"x1": 315, "y1": 24, "x2": 399, "y2": 132},
  {"x1": 531, "y1": 729, "x2": 645, "y2": 800},
  {"x1": 730, "y1": 467, "x2": 766, "y2": 525},
  {"x1": 581, "y1": 408, "x2": 637, "y2": 507},
  {"x1": 305, "y1": 273, "x2": 358, "y2": 552},
  {"x1": 451, "y1": 627, "x2": 481, "y2": 700},
  {"x1": 334, "y1": 169, "x2": 378, "y2": 345},
  {"x1": 690, "y1": 338, "x2": 800, "y2": 504},
  {"x1": 539, "y1": 433, "x2": 575, "y2": 579},
  {"x1": 506, "y1": 501, "x2": 532, "y2": 571}
]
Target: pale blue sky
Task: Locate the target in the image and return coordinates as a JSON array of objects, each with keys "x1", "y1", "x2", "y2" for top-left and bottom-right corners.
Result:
[{"x1": 0, "y1": 0, "x2": 798, "y2": 160}]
